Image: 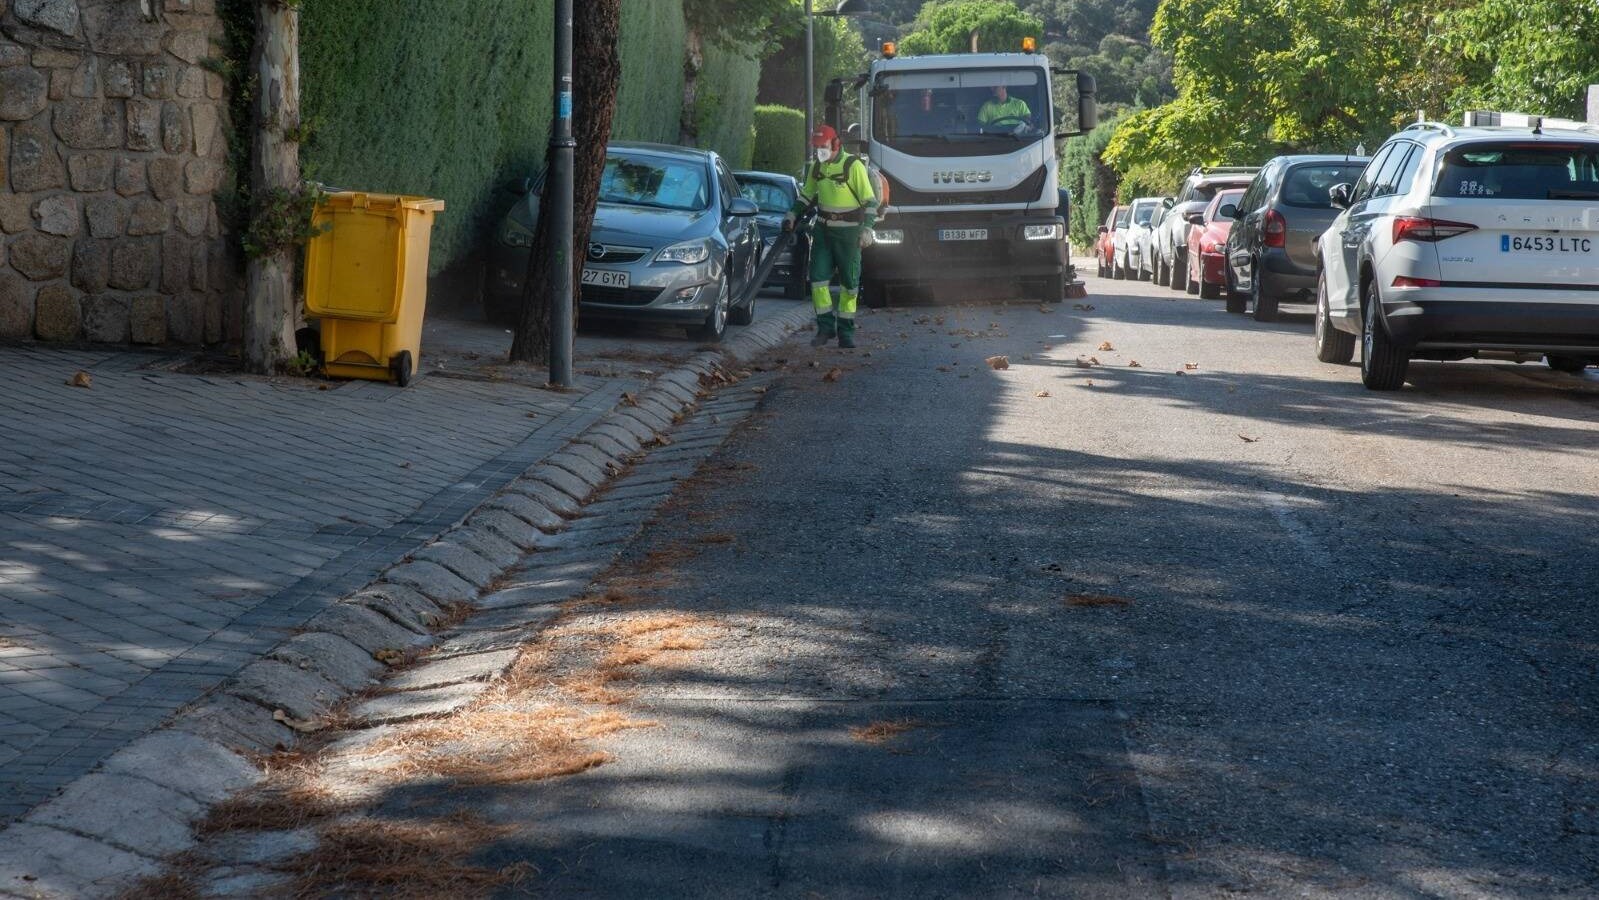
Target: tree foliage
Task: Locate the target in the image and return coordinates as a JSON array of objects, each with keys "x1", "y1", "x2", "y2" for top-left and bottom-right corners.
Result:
[{"x1": 899, "y1": 0, "x2": 1044, "y2": 55}]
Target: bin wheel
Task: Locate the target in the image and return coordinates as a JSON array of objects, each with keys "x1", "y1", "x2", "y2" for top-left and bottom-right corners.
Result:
[{"x1": 390, "y1": 350, "x2": 413, "y2": 387}]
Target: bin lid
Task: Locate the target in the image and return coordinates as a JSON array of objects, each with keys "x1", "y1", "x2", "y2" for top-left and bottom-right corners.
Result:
[{"x1": 320, "y1": 191, "x2": 445, "y2": 213}]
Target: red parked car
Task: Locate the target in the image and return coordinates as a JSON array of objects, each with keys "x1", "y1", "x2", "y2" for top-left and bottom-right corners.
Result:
[
  {"x1": 1094, "y1": 205, "x2": 1128, "y2": 278},
  {"x1": 1184, "y1": 188, "x2": 1244, "y2": 298}
]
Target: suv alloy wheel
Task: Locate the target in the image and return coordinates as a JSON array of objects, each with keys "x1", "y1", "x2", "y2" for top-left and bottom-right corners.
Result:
[{"x1": 1360, "y1": 286, "x2": 1409, "y2": 390}]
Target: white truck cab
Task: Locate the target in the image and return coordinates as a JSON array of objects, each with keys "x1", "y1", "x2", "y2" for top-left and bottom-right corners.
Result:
[{"x1": 828, "y1": 42, "x2": 1096, "y2": 306}]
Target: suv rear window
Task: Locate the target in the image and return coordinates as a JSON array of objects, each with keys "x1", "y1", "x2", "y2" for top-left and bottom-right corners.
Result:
[
  {"x1": 1280, "y1": 164, "x2": 1367, "y2": 207},
  {"x1": 1434, "y1": 143, "x2": 1599, "y2": 200}
]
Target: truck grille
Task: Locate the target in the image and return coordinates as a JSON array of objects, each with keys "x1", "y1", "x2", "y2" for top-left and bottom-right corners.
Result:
[{"x1": 887, "y1": 167, "x2": 1048, "y2": 207}]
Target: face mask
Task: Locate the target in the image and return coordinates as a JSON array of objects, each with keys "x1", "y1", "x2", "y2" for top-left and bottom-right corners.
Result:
[{"x1": 815, "y1": 147, "x2": 834, "y2": 164}]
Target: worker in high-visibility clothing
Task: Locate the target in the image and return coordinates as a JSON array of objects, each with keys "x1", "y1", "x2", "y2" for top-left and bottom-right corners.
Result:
[{"x1": 783, "y1": 125, "x2": 876, "y2": 349}]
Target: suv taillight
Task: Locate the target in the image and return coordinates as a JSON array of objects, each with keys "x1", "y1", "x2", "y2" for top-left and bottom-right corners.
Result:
[
  {"x1": 1262, "y1": 209, "x2": 1287, "y2": 248},
  {"x1": 1392, "y1": 216, "x2": 1477, "y2": 244}
]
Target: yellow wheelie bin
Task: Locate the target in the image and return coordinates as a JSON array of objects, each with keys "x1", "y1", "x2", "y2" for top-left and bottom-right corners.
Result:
[{"x1": 303, "y1": 191, "x2": 445, "y2": 386}]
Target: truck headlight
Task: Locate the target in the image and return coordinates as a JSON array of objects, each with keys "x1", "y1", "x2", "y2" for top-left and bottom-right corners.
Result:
[
  {"x1": 873, "y1": 228, "x2": 904, "y2": 245},
  {"x1": 499, "y1": 217, "x2": 534, "y2": 248},
  {"x1": 1023, "y1": 223, "x2": 1062, "y2": 241},
  {"x1": 655, "y1": 240, "x2": 711, "y2": 265}
]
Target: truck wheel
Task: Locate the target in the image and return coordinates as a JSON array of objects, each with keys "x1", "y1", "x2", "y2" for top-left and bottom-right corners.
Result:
[
  {"x1": 861, "y1": 279, "x2": 888, "y2": 309},
  {"x1": 1043, "y1": 274, "x2": 1065, "y2": 303},
  {"x1": 1360, "y1": 291, "x2": 1409, "y2": 390}
]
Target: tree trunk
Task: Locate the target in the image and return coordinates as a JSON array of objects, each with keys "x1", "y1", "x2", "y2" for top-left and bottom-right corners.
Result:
[
  {"x1": 679, "y1": 27, "x2": 704, "y2": 146},
  {"x1": 243, "y1": 1, "x2": 300, "y2": 374},
  {"x1": 509, "y1": 0, "x2": 623, "y2": 366}
]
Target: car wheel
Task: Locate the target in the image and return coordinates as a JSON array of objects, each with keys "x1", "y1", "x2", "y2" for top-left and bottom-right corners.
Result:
[
  {"x1": 1314, "y1": 270, "x2": 1356, "y2": 364},
  {"x1": 1170, "y1": 250, "x2": 1187, "y2": 291},
  {"x1": 692, "y1": 274, "x2": 730, "y2": 342},
  {"x1": 1224, "y1": 264, "x2": 1246, "y2": 314},
  {"x1": 1112, "y1": 254, "x2": 1125, "y2": 280},
  {"x1": 1197, "y1": 265, "x2": 1218, "y2": 299},
  {"x1": 1155, "y1": 256, "x2": 1167, "y2": 286},
  {"x1": 1250, "y1": 263, "x2": 1278, "y2": 322},
  {"x1": 729, "y1": 286, "x2": 756, "y2": 326},
  {"x1": 1360, "y1": 288, "x2": 1409, "y2": 390},
  {"x1": 1546, "y1": 355, "x2": 1589, "y2": 373}
]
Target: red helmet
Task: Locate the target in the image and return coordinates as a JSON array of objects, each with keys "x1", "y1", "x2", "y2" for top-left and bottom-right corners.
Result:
[{"x1": 810, "y1": 125, "x2": 839, "y2": 149}]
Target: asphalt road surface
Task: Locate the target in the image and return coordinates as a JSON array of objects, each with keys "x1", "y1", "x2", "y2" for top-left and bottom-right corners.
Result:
[{"x1": 488, "y1": 265, "x2": 1598, "y2": 897}]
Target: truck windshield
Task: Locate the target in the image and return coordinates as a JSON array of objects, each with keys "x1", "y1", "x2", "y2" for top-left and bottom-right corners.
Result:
[{"x1": 873, "y1": 68, "x2": 1049, "y2": 157}]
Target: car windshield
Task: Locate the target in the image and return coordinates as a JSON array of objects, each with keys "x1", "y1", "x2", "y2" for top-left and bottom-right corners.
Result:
[
  {"x1": 873, "y1": 68, "x2": 1049, "y2": 156},
  {"x1": 598, "y1": 154, "x2": 710, "y2": 211},
  {"x1": 739, "y1": 180, "x2": 793, "y2": 214},
  {"x1": 1131, "y1": 204, "x2": 1156, "y2": 226},
  {"x1": 1434, "y1": 142, "x2": 1599, "y2": 200},
  {"x1": 1281, "y1": 164, "x2": 1368, "y2": 207},
  {"x1": 1113, "y1": 208, "x2": 1130, "y2": 228}
]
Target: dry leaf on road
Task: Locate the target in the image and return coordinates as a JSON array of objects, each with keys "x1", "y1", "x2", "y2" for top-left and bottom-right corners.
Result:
[
  {"x1": 1238, "y1": 434, "x2": 1260, "y2": 443},
  {"x1": 985, "y1": 355, "x2": 1010, "y2": 370},
  {"x1": 1074, "y1": 357, "x2": 1093, "y2": 369},
  {"x1": 67, "y1": 370, "x2": 92, "y2": 388},
  {"x1": 823, "y1": 367, "x2": 843, "y2": 383},
  {"x1": 1039, "y1": 304, "x2": 1055, "y2": 313},
  {"x1": 1035, "y1": 390, "x2": 1051, "y2": 398},
  {"x1": 1185, "y1": 362, "x2": 1200, "y2": 370},
  {"x1": 1065, "y1": 593, "x2": 1134, "y2": 607},
  {"x1": 1128, "y1": 360, "x2": 1142, "y2": 368},
  {"x1": 1073, "y1": 303, "x2": 1096, "y2": 311},
  {"x1": 1097, "y1": 341, "x2": 1115, "y2": 351}
]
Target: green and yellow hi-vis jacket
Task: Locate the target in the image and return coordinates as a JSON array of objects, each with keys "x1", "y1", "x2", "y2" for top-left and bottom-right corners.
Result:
[{"x1": 794, "y1": 154, "x2": 876, "y2": 227}]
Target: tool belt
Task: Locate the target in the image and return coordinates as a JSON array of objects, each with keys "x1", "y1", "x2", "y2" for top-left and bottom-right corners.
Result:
[{"x1": 819, "y1": 209, "x2": 865, "y2": 226}]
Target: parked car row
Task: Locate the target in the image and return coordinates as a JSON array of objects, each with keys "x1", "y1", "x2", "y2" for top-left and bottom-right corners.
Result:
[
  {"x1": 484, "y1": 142, "x2": 807, "y2": 342},
  {"x1": 1097, "y1": 113, "x2": 1599, "y2": 389}
]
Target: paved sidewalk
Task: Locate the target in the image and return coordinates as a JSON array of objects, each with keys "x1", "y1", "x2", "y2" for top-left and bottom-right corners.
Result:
[{"x1": 0, "y1": 345, "x2": 636, "y2": 824}]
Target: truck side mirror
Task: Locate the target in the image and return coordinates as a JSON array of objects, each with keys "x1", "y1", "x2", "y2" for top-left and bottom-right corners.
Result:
[{"x1": 1077, "y1": 72, "x2": 1098, "y2": 132}]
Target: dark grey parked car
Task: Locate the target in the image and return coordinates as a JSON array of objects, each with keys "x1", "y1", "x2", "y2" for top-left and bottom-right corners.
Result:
[
  {"x1": 1224, "y1": 154, "x2": 1369, "y2": 321},
  {"x1": 734, "y1": 170, "x2": 808, "y2": 299},
  {"x1": 485, "y1": 143, "x2": 763, "y2": 341}
]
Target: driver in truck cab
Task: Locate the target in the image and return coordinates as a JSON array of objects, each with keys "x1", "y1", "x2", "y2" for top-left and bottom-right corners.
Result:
[
  {"x1": 783, "y1": 124, "x2": 876, "y2": 349},
  {"x1": 978, "y1": 84, "x2": 1030, "y2": 127}
]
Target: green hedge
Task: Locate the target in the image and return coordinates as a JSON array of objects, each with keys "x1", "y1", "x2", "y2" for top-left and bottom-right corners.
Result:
[
  {"x1": 298, "y1": 0, "x2": 760, "y2": 274},
  {"x1": 1060, "y1": 116, "x2": 1121, "y2": 249},
  {"x1": 750, "y1": 105, "x2": 805, "y2": 176}
]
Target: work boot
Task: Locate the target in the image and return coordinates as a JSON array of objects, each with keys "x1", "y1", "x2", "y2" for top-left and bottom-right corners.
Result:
[
  {"x1": 811, "y1": 312, "x2": 837, "y2": 347},
  {"x1": 836, "y1": 318, "x2": 856, "y2": 349}
]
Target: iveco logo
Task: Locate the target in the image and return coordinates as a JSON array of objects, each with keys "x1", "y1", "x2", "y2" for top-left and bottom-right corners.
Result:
[
  {"x1": 588, "y1": 243, "x2": 607, "y2": 260},
  {"x1": 932, "y1": 171, "x2": 992, "y2": 184}
]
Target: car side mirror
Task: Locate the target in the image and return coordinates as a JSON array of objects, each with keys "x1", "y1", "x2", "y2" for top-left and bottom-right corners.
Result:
[
  {"x1": 1162, "y1": 197, "x2": 1175, "y2": 209},
  {"x1": 1218, "y1": 203, "x2": 1238, "y2": 220},
  {"x1": 1097, "y1": 225, "x2": 1108, "y2": 234},
  {"x1": 1328, "y1": 183, "x2": 1352, "y2": 210},
  {"x1": 1184, "y1": 211, "x2": 1205, "y2": 225},
  {"x1": 503, "y1": 176, "x2": 533, "y2": 196},
  {"x1": 728, "y1": 198, "x2": 759, "y2": 217}
]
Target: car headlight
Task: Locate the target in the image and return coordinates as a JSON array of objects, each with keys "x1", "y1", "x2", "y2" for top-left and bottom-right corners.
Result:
[
  {"x1": 1206, "y1": 241, "x2": 1225, "y2": 253},
  {"x1": 655, "y1": 240, "x2": 711, "y2": 265},
  {"x1": 499, "y1": 217, "x2": 533, "y2": 248},
  {"x1": 874, "y1": 228, "x2": 904, "y2": 245},
  {"x1": 1023, "y1": 223, "x2": 1062, "y2": 241}
]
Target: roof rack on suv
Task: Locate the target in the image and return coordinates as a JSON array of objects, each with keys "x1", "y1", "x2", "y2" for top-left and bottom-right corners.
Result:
[
  {"x1": 1188, "y1": 166, "x2": 1258, "y2": 176},
  {"x1": 1461, "y1": 110, "x2": 1599, "y2": 134},
  {"x1": 1404, "y1": 121, "x2": 1456, "y2": 137}
]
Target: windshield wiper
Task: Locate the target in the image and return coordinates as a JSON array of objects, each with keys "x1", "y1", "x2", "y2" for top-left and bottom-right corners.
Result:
[
  {"x1": 894, "y1": 133, "x2": 950, "y2": 142},
  {"x1": 1548, "y1": 189, "x2": 1599, "y2": 199}
]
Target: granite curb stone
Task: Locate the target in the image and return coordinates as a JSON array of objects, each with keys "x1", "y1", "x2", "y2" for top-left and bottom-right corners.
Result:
[
  {"x1": 411, "y1": 541, "x2": 501, "y2": 588},
  {"x1": 382, "y1": 561, "x2": 475, "y2": 606},
  {"x1": 482, "y1": 492, "x2": 565, "y2": 532},
  {"x1": 350, "y1": 583, "x2": 448, "y2": 634},
  {"x1": 506, "y1": 476, "x2": 584, "y2": 517}
]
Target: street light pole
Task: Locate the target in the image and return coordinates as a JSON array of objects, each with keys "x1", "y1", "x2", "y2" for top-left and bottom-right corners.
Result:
[
  {"x1": 548, "y1": 0, "x2": 576, "y2": 387},
  {"x1": 804, "y1": 0, "x2": 814, "y2": 142}
]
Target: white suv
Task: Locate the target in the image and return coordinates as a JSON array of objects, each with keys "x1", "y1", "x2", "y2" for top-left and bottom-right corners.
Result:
[{"x1": 1315, "y1": 118, "x2": 1599, "y2": 389}]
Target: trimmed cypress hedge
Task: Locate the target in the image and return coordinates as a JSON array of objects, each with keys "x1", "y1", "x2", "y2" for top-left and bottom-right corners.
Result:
[{"x1": 296, "y1": 1, "x2": 760, "y2": 273}]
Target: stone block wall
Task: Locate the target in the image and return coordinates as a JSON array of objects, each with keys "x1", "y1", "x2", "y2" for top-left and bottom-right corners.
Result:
[{"x1": 0, "y1": 0, "x2": 239, "y2": 346}]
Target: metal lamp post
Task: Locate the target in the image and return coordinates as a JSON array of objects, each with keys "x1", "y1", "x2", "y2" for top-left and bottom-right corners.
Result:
[{"x1": 805, "y1": 0, "x2": 871, "y2": 140}]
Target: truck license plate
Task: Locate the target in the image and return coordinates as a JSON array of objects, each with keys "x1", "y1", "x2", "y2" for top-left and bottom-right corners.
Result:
[
  {"x1": 939, "y1": 228, "x2": 988, "y2": 241},
  {"x1": 581, "y1": 268, "x2": 630, "y2": 288}
]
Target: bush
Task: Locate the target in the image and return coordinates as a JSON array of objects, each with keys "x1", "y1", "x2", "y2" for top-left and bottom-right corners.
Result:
[
  {"x1": 296, "y1": 0, "x2": 760, "y2": 274},
  {"x1": 750, "y1": 105, "x2": 805, "y2": 176},
  {"x1": 1060, "y1": 116, "x2": 1121, "y2": 249}
]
